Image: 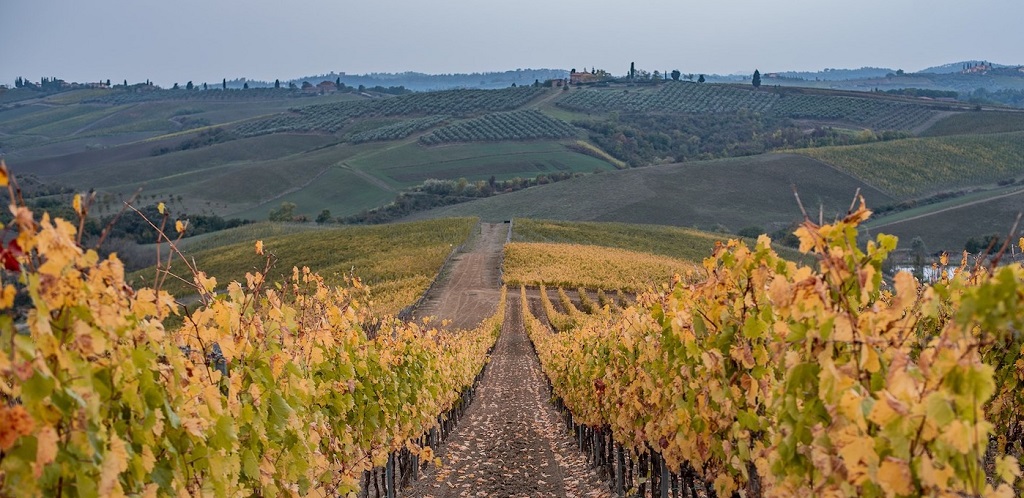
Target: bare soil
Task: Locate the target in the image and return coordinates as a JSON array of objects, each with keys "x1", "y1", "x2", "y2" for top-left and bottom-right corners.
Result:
[
  {"x1": 408, "y1": 294, "x2": 611, "y2": 497},
  {"x1": 413, "y1": 222, "x2": 506, "y2": 330},
  {"x1": 406, "y1": 222, "x2": 611, "y2": 497}
]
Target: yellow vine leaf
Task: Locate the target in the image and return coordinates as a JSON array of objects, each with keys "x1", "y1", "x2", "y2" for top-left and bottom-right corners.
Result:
[
  {"x1": 157, "y1": 202, "x2": 165, "y2": 215},
  {"x1": 33, "y1": 425, "x2": 59, "y2": 477},
  {"x1": 175, "y1": 219, "x2": 185, "y2": 234},
  {"x1": 72, "y1": 194, "x2": 82, "y2": 215},
  {"x1": 994, "y1": 455, "x2": 1021, "y2": 483},
  {"x1": 194, "y1": 272, "x2": 217, "y2": 294},
  {"x1": 940, "y1": 420, "x2": 972, "y2": 453},
  {"x1": 918, "y1": 454, "x2": 954, "y2": 489},
  {"x1": 0, "y1": 161, "x2": 8, "y2": 187},
  {"x1": 877, "y1": 457, "x2": 913, "y2": 496},
  {"x1": 255, "y1": 240, "x2": 264, "y2": 255},
  {"x1": 98, "y1": 434, "x2": 129, "y2": 496},
  {"x1": 0, "y1": 284, "x2": 15, "y2": 308},
  {"x1": 794, "y1": 225, "x2": 816, "y2": 253}
]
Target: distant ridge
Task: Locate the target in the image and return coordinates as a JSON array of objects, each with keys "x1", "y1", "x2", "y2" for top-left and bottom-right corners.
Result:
[
  {"x1": 918, "y1": 60, "x2": 1015, "y2": 74},
  {"x1": 285, "y1": 69, "x2": 569, "y2": 91}
]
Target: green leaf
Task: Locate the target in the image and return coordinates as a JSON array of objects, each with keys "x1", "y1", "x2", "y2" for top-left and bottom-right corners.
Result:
[{"x1": 21, "y1": 373, "x2": 55, "y2": 404}]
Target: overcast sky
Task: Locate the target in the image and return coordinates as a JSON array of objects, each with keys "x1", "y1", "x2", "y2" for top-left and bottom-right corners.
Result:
[{"x1": 2, "y1": 0, "x2": 1022, "y2": 87}]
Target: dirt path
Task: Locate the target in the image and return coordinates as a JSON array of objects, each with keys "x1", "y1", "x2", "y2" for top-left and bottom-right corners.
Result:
[
  {"x1": 413, "y1": 222, "x2": 506, "y2": 330},
  {"x1": 408, "y1": 293, "x2": 611, "y2": 498},
  {"x1": 340, "y1": 162, "x2": 398, "y2": 193},
  {"x1": 70, "y1": 104, "x2": 138, "y2": 136}
]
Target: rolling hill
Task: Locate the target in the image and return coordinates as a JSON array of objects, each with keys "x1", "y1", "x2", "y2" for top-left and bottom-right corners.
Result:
[
  {"x1": 5, "y1": 79, "x2": 1024, "y2": 256},
  {"x1": 408, "y1": 153, "x2": 893, "y2": 232}
]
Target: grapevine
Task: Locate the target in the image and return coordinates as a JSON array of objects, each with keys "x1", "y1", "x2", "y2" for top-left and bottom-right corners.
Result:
[
  {"x1": 525, "y1": 198, "x2": 1022, "y2": 497},
  {"x1": 0, "y1": 163, "x2": 506, "y2": 497}
]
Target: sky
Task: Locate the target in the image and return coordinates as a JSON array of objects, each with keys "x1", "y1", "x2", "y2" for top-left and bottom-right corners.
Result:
[{"x1": 2, "y1": 0, "x2": 1023, "y2": 87}]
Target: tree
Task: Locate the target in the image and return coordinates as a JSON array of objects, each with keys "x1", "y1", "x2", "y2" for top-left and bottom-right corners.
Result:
[
  {"x1": 752, "y1": 69, "x2": 761, "y2": 88},
  {"x1": 965, "y1": 234, "x2": 1001, "y2": 254},
  {"x1": 301, "y1": 81, "x2": 313, "y2": 90},
  {"x1": 106, "y1": 79, "x2": 111, "y2": 87},
  {"x1": 14, "y1": 77, "x2": 22, "y2": 88},
  {"x1": 222, "y1": 78, "x2": 227, "y2": 90},
  {"x1": 274, "y1": 79, "x2": 280, "y2": 89},
  {"x1": 269, "y1": 202, "x2": 297, "y2": 221},
  {"x1": 698, "y1": 74, "x2": 706, "y2": 83},
  {"x1": 123, "y1": 79, "x2": 128, "y2": 87},
  {"x1": 172, "y1": 82, "x2": 179, "y2": 90},
  {"x1": 670, "y1": 70, "x2": 681, "y2": 81},
  {"x1": 358, "y1": 84, "x2": 366, "y2": 92},
  {"x1": 186, "y1": 81, "x2": 194, "y2": 90},
  {"x1": 335, "y1": 77, "x2": 341, "y2": 87},
  {"x1": 288, "y1": 82, "x2": 297, "y2": 89},
  {"x1": 630, "y1": 62, "x2": 636, "y2": 80},
  {"x1": 203, "y1": 82, "x2": 208, "y2": 90},
  {"x1": 910, "y1": 236, "x2": 927, "y2": 278},
  {"x1": 242, "y1": 82, "x2": 249, "y2": 89},
  {"x1": 315, "y1": 209, "x2": 332, "y2": 224}
]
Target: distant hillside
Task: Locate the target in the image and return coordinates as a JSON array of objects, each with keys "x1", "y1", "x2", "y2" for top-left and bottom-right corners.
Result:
[
  {"x1": 772, "y1": 67, "x2": 894, "y2": 81},
  {"x1": 285, "y1": 69, "x2": 570, "y2": 91},
  {"x1": 408, "y1": 153, "x2": 893, "y2": 233},
  {"x1": 918, "y1": 60, "x2": 1015, "y2": 74}
]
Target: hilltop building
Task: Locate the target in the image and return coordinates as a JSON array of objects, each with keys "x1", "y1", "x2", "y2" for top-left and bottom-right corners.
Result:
[
  {"x1": 962, "y1": 62, "x2": 993, "y2": 74},
  {"x1": 570, "y1": 68, "x2": 611, "y2": 85}
]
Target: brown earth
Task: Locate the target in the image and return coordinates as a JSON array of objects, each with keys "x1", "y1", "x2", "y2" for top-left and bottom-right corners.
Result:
[
  {"x1": 406, "y1": 222, "x2": 611, "y2": 497},
  {"x1": 407, "y1": 294, "x2": 611, "y2": 498},
  {"x1": 413, "y1": 222, "x2": 506, "y2": 331}
]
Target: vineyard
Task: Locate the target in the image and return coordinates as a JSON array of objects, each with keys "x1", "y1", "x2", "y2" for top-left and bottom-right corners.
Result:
[
  {"x1": 523, "y1": 201, "x2": 1024, "y2": 497},
  {"x1": 558, "y1": 82, "x2": 940, "y2": 131},
  {"x1": 559, "y1": 82, "x2": 779, "y2": 115},
  {"x1": 0, "y1": 169, "x2": 506, "y2": 496},
  {"x1": 771, "y1": 93, "x2": 937, "y2": 130},
  {"x1": 82, "y1": 88, "x2": 313, "y2": 105},
  {"x1": 503, "y1": 242, "x2": 699, "y2": 292},
  {"x1": 796, "y1": 131, "x2": 1024, "y2": 198},
  {"x1": 348, "y1": 115, "x2": 449, "y2": 143},
  {"x1": 4, "y1": 153, "x2": 1024, "y2": 497},
  {"x1": 418, "y1": 110, "x2": 577, "y2": 145},
  {"x1": 511, "y1": 218, "x2": 746, "y2": 262},
  {"x1": 131, "y1": 217, "x2": 476, "y2": 315},
  {"x1": 235, "y1": 87, "x2": 547, "y2": 137}
]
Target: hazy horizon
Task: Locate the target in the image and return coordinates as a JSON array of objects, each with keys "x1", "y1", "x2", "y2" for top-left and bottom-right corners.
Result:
[{"x1": 3, "y1": 0, "x2": 1023, "y2": 87}]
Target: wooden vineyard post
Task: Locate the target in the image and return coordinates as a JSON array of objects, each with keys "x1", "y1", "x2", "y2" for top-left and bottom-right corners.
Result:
[
  {"x1": 660, "y1": 453, "x2": 669, "y2": 498},
  {"x1": 385, "y1": 453, "x2": 396, "y2": 498},
  {"x1": 616, "y1": 443, "x2": 626, "y2": 496}
]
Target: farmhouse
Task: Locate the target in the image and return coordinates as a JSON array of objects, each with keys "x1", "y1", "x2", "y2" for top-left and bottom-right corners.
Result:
[
  {"x1": 316, "y1": 81, "x2": 338, "y2": 94},
  {"x1": 570, "y1": 71, "x2": 602, "y2": 85}
]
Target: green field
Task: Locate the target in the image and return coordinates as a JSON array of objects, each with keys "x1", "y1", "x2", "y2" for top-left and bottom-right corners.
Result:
[
  {"x1": 349, "y1": 140, "x2": 613, "y2": 186},
  {"x1": 410, "y1": 153, "x2": 893, "y2": 233},
  {"x1": 795, "y1": 131, "x2": 1024, "y2": 198},
  {"x1": 921, "y1": 111, "x2": 1024, "y2": 137},
  {"x1": 864, "y1": 187, "x2": 1024, "y2": 252},
  {"x1": 130, "y1": 217, "x2": 477, "y2": 314},
  {"x1": 0, "y1": 105, "x2": 119, "y2": 136}
]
